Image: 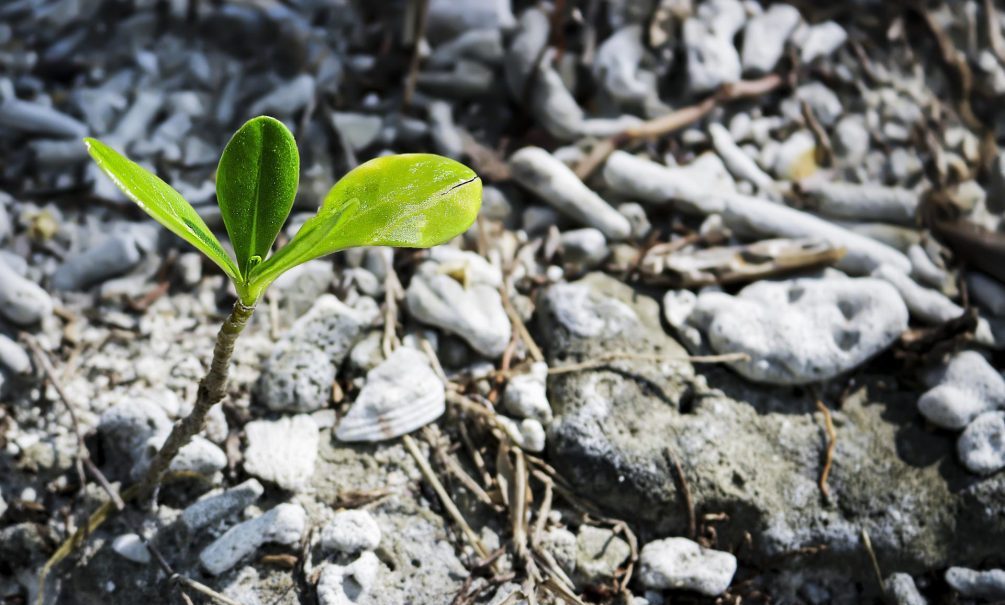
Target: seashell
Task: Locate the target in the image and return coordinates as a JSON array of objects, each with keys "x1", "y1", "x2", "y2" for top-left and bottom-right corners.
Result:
[{"x1": 335, "y1": 347, "x2": 445, "y2": 442}]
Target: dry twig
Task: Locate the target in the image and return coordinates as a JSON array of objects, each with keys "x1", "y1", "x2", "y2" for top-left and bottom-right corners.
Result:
[{"x1": 815, "y1": 399, "x2": 837, "y2": 502}]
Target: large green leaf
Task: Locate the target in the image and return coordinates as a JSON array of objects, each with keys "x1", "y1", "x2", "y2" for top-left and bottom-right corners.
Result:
[
  {"x1": 84, "y1": 138, "x2": 241, "y2": 283},
  {"x1": 248, "y1": 153, "x2": 481, "y2": 299},
  {"x1": 216, "y1": 116, "x2": 299, "y2": 277}
]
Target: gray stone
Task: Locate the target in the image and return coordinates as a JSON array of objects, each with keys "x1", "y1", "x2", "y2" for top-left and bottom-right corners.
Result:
[
  {"x1": 510, "y1": 146, "x2": 631, "y2": 240},
  {"x1": 133, "y1": 434, "x2": 226, "y2": 479},
  {"x1": 98, "y1": 394, "x2": 172, "y2": 477},
  {"x1": 560, "y1": 228, "x2": 608, "y2": 268},
  {"x1": 243, "y1": 415, "x2": 319, "y2": 491},
  {"x1": 503, "y1": 361, "x2": 551, "y2": 423},
  {"x1": 199, "y1": 503, "x2": 306, "y2": 575},
  {"x1": 180, "y1": 479, "x2": 264, "y2": 532},
  {"x1": 417, "y1": 60, "x2": 495, "y2": 98},
  {"x1": 320, "y1": 509, "x2": 381, "y2": 554},
  {"x1": 0, "y1": 98, "x2": 87, "y2": 138},
  {"x1": 873, "y1": 264, "x2": 963, "y2": 325},
  {"x1": 331, "y1": 112, "x2": 382, "y2": 152},
  {"x1": 793, "y1": 82, "x2": 843, "y2": 127},
  {"x1": 946, "y1": 567, "x2": 1005, "y2": 600},
  {"x1": 957, "y1": 412, "x2": 1005, "y2": 475},
  {"x1": 428, "y1": 101, "x2": 464, "y2": 159},
  {"x1": 593, "y1": 26, "x2": 652, "y2": 104},
  {"x1": 885, "y1": 573, "x2": 927, "y2": 605},
  {"x1": 690, "y1": 276, "x2": 908, "y2": 385},
  {"x1": 741, "y1": 4, "x2": 801, "y2": 74},
  {"x1": 111, "y1": 534, "x2": 151, "y2": 564},
  {"x1": 574, "y1": 525, "x2": 631, "y2": 590},
  {"x1": 51, "y1": 234, "x2": 143, "y2": 291},
  {"x1": 0, "y1": 334, "x2": 30, "y2": 375},
  {"x1": 249, "y1": 74, "x2": 315, "y2": 117},
  {"x1": 638, "y1": 537, "x2": 737, "y2": 596},
  {"x1": 540, "y1": 527, "x2": 576, "y2": 577},
  {"x1": 406, "y1": 262, "x2": 510, "y2": 358},
  {"x1": 967, "y1": 271, "x2": 1005, "y2": 316},
  {"x1": 505, "y1": 7, "x2": 550, "y2": 98},
  {"x1": 918, "y1": 351, "x2": 1005, "y2": 430},
  {"x1": 0, "y1": 257, "x2": 53, "y2": 325},
  {"x1": 427, "y1": 0, "x2": 515, "y2": 43},
  {"x1": 908, "y1": 245, "x2": 949, "y2": 289},
  {"x1": 428, "y1": 29, "x2": 504, "y2": 67},
  {"x1": 256, "y1": 295, "x2": 377, "y2": 413}
]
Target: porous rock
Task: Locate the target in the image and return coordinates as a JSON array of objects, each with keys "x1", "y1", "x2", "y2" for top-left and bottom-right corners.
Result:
[
  {"x1": 638, "y1": 537, "x2": 737, "y2": 596},
  {"x1": 199, "y1": 503, "x2": 306, "y2": 575},
  {"x1": 917, "y1": 351, "x2": 1005, "y2": 430},
  {"x1": 243, "y1": 415, "x2": 319, "y2": 491}
]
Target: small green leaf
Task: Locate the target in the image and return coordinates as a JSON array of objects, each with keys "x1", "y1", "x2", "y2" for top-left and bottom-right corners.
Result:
[
  {"x1": 249, "y1": 153, "x2": 481, "y2": 299},
  {"x1": 216, "y1": 116, "x2": 299, "y2": 277},
  {"x1": 84, "y1": 137, "x2": 241, "y2": 283}
]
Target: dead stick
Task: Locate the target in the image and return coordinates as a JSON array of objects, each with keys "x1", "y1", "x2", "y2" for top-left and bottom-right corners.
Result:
[
  {"x1": 542, "y1": 352, "x2": 748, "y2": 376},
  {"x1": 815, "y1": 399, "x2": 837, "y2": 502},
  {"x1": 402, "y1": 0, "x2": 431, "y2": 107},
  {"x1": 664, "y1": 449, "x2": 696, "y2": 540}
]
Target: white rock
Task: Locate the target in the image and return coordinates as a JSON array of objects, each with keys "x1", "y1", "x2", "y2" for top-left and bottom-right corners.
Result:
[
  {"x1": 561, "y1": 228, "x2": 609, "y2": 268},
  {"x1": 428, "y1": 100, "x2": 463, "y2": 159},
  {"x1": 331, "y1": 112, "x2": 382, "y2": 152},
  {"x1": 243, "y1": 415, "x2": 319, "y2": 491},
  {"x1": 918, "y1": 351, "x2": 1005, "y2": 430},
  {"x1": 0, "y1": 257, "x2": 53, "y2": 325},
  {"x1": 249, "y1": 74, "x2": 315, "y2": 117},
  {"x1": 427, "y1": 0, "x2": 515, "y2": 43},
  {"x1": 885, "y1": 573, "x2": 927, "y2": 605},
  {"x1": 406, "y1": 262, "x2": 511, "y2": 357},
  {"x1": 111, "y1": 534, "x2": 151, "y2": 564},
  {"x1": 133, "y1": 434, "x2": 226, "y2": 479},
  {"x1": 617, "y1": 202, "x2": 651, "y2": 240},
  {"x1": 0, "y1": 98, "x2": 87, "y2": 138},
  {"x1": 967, "y1": 272, "x2": 1005, "y2": 316},
  {"x1": 316, "y1": 552, "x2": 382, "y2": 605},
  {"x1": 428, "y1": 247, "x2": 502, "y2": 287},
  {"x1": 834, "y1": 115, "x2": 870, "y2": 165},
  {"x1": 799, "y1": 181, "x2": 918, "y2": 224},
  {"x1": 873, "y1": 264, "x2": 963, "y2": 325},
  {"x1": 603, "y1": 151, "x2": 728, "y2": 215},
  {"x1": 503, "y1": 362, "x2": 552, "y2": 423},
  {"x1": 772, "y1": 130, "x2": 816, "y2": 180},
  {"x1": 908, "y1": 245, "x2": 948, "y2": 289},
  {"x1": 684, "y1": 19, "x2": 740, "y2": 94},
  {"x1": 0, "y1": 334, "x2": 30, "y2": 375},
  {"x1": 505, "y1": 7, "x2": 550, "y2": 98},
  {"x1": 336, "y1": 347, "x2": 445, "y2": 442},
  {"x1": 708, "y1": 123, "x2": 773, "y2": 190},
  {"x1": 797, "y1": 21, "x2": 847, "y2": 63},
  {"x1": 498, "y1": 416, "x2": 546, "y2": 452},
  {"x1": 638, "y1": 537, "x2": 737, "y2": 596},
  {"x1": 692, "y1": 277, "x2": 908, "y2": 385},
  {"x1": 199, "y1": 503, "x2": 306, "y2": 575},
  {"x1": 511, "y1": 146, "x2": 631, "y2": 240},
  {"x1": 957, "y1": 411, "x2": 1005, "y2": 475},
  {"x1": 594, "y1": 26, "x2": 651, "y2": 103},
  {"x1": 181, "y1": 479, "x2": 265, "y2": 532},
  {"x1": 741, "y1": 4, "x2": 801, "y2": 74},
  {"x1": 945, "y1": 567, "x2": 1005, "y2": 600},
  {"x1": 320, "y1": 510, "x2": 381, "y2": 554}
]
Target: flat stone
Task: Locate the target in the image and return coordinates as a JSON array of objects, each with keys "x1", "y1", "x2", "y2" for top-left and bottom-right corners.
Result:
[
  {"x1": 243, "y1": 415, "x2": 319, "y2": 491},
  {"x1": 180, "y1": 479, "x2": 264, "y2": 532},
  {"x1": 573, "y1": 526, "x2": 631, "y2": 590},
  {"x1": 638, "y1": 537, "x2": 737, "y2": 596},
  {"x1": 199, "y1": 503, "x2": 306, "y2": 575}
]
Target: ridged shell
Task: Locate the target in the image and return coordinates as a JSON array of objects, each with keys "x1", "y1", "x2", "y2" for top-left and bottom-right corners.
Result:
[{"x1": 335, "y1": 347, "x2": 445, "y2": 442}]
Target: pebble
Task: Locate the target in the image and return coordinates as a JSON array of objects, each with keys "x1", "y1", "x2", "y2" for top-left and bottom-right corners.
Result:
[
  {"x1": 497, "y1": 416, "x2": 546, "y2": 453},
  {"x1": 331, "y1": 112, "x2": 382, "y2": 152},
  {"x1": 180, "y1": 479, "x2": 265, "y2": 532},
  {"x1": 134, "y1": 434, "x2": 226, "y2": 479},
  {"x1": 406, "y1": 262, "x2": 511, "y2": 358},
  {"x1": 503, "y1": 361, "x2": 552, "y2": 423},
  {"x1": 504, "y1": 7, "x2": 549, "y2": 98},
  {"x1": 797, "y1": 21, "x2": 848, "y2": 64},
  {"x1": 335, "y1": 347, "x2": 445, "y2": 442},
  {"x1": 0, "y1": 98, "x2": 87, "y2": 138},
  {"x1": 574, "y1": 526, "x2": 631, "y2": 590},
  {"x1": 418, "y1": 60, "x2": 495, "y2": 98},
  {"x1": 957, "y1": 411, "x2": 1005, "y2": 475},
  {"x1": 257, "y1": 295, "x2": 377, "y2": 413},
  {"x1": 0, "y1": 256, "x2": 54, "y2": 325},
  {"x1": 792, "y1": 82, "x2": 843, "y2": 127},
  {"x1": 945, "y1": 567, "x2": 1005, "y2": 600},
  {"x1": 691, "y1": 276, "x2": 908, "y2": 384},
  {"x1": 617, "y1": 202, "x2": 651, "y2": 240},
  {"x1": 0, "y1": 199, "x2": 9, "y2": 244},
  {"x1": 741, "y1": 3, "x2": 801, "y2": 75},
  {"x1": 638, "y1": 537, "x2": 737, "y2": 596},
  {"x1": 885, "y1": 573, "x2": 927, "y2": 605},
  {"x1": 51, "y1": 233, "x2": 143, "y2": 291},
  {"x1": 772, "y1": 131, "x2": 817, "y2": 180},
  {"x1": 603, "y1": 150, "x2": 725, "y2": 215},
  {"x1": 917, "y1": 351, "x2": 1004, "y2": 430},
  {"x1": 967, "y1": 272, "x2": 1005, "y2": 316},
  {"x1": 799, "y1": 181, "x2": 918, "y2": 225},
  {"x1": 908, "y1": 244, "x2": 948, "y2": 289},
  {"x1": 249, "y1": 73, "x2": 315, "y2": 117},
  {"x1": 560, "y1": 228, "x2": 609, "y2": 268},
  {"x1": 0, "y1": 334, "x2": 31, "y2": 375},
  {"x1": 426, "y1": 0, "x2": 515, "y2": 43},
  {"x1": 98, "y1": 395, "x2": 172, "y2": 475},
  {"x1": 199, "y1": 503, "x2": 307, "y2": 576},
  {"x1": 510, "y1": 146, "x2": 631, "y2": 240},
  {"x1": 708, "y1": 123, "x2": 773, "y2": 190},
  {"x1": 833, "y1": 115, "x2": 870, "y2": 164},
  {"x1": 593, "y1": 25, "x2": 651, "y2": 104},
  {"x1": 243, "y1": 415, "x2": 319, "y2": 491},
  {"x1": 873, "y1": 264, "x2": 963, "y2": 325},
  {"x1": 428, "y1": 100, "x2": 464, "y2": 159},
  {"x1": 428, "y1": 29, "x2": 504, "y2": 67},
  {"x1": 111, "y1": 534, "x2": 151, "y2": 564},
  {"x1": 320, "y1": 509, "x2": 381, "y2": 554},
  {"x1": 316, "y1": 552, "x2": 381, "y2": 605},
  {"x1": 683, "y1": 18, "x2": 740, "y2": 94}
]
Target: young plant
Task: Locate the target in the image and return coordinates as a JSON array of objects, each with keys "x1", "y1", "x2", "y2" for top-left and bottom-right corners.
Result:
[{"x1": 85, "y1": 115, "x2": 481, "y2": 497}]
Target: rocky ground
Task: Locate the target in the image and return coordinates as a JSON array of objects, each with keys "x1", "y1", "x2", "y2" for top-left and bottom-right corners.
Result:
[{"x1": 1, "y1": 0, "x2": 1005, "y2": 604}]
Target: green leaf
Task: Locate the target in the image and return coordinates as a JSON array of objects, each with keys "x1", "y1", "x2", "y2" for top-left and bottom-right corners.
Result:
[
  {"x1": 216, "y1": 116, "x2": 300, "y2": 278},
  {"x1": 249, "y1": 153, "x2": 481, "y2": 299},
  {"x1": 84, "y1": 137, "x2": 241, "y2": 284}
]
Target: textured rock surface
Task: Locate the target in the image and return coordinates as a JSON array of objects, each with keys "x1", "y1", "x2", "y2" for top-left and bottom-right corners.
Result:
[
  {"x1": 638, "y1": 537, "x2": 737, "y2": 596},
  {"x1": 243, "y1": 415, "x2": 320, "y2": 491}
]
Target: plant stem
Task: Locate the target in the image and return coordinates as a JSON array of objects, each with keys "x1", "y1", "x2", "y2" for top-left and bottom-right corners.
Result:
[{"x1": 135, "y1": 300, "x2": 256, "y2": 499}]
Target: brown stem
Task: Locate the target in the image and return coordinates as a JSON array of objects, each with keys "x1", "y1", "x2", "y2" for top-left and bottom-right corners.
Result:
[{"x1": 135, "y1": 300, "x2": 255, "y2": 499}]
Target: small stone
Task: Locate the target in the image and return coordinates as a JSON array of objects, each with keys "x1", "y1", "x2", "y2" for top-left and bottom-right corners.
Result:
[
  {"x1": 793, "y1": 81, "x2": 843, "y2": 127},
  {"x1": 918, "y1": 351, "x2": 1004, "y2": 430},
  {"x1": 428, "y1": 101, "x2": 464, "y2": 159},
  {"x1": 617, "y1": 202, "x2": 651, "y2": 240},
  {"x1": 684, "y1": 19, "x2": 740, "y2": 94},
  {"x1": 181, "y1": 479, "x2": 265, "y2": 532},
  {"x1": 945, "y1": 567, "x2": 1005, "y2": 600},
  {"x1": 772, "y1": 130, "x2": 817, "y2": 180},
  {"x1": 316, "y1": 552, "x2": 382, "y2": 605},
  {"x1": 797, "y1": 21, "x2": 847, "y2": 64},
  {"x1": 175, "y1": 252, "x2": 202, "y2": 288},
  {"x1": 111, "y1": 534, "x2": 151, "y2": 564},
  {"x1": 638, "y1": 537, "x2": 737, "y2": 596},
  {"x1": 320, "y1": 510, "x2": 381, "y2": 554},
  {"x1": 741, "y1": 4, "x2": 801, "y2": 74},
  {"x1": 967, "y1": 272, "x2": 1005, "y2": 316},
  {"x1": 799, "y1": 181, "x2": 919, "y2": 225},
  {"x1": 885, "y1": 573, "x2": 927, "y2": 605},
  {"x1": 52, "y1": 234, "x2": 143, "y2": 291},
  {"x1": 593, "y1": 25, "x2": 652, "y2": 104},
  {"x1": 134, "y1": 434, "x2": 226, "y2": 479},
  {"x1": 833, "y1": 115, "x2": 870, "y2": 165},
  {"x1": 331, "y1": 112, "x2": 382, "y2": 152},
  {"x1": 427, "y1": 0, "x2": 515, "y2": 43},
  {"x1": 498, "y1": 416, "x2": 546, "y2": 452},
  {"x1": 560, "y1": 228, "x2": 609, "y2": 268},
  {"x1": 0, "y1": 334, "x2": 31, "y2": 375},
  {"x1": 503, "y1": 361, "x2": 552, "y2": 423},
  {"x1": 98, "y1": 394, "x2": 172, "y2": 477},
  {"x1": 243, "y1": 415, "x2": 319, "y2": 491},
  {"x1": 873, "y1": 264, "x2": 963, "y2": 325},
  {"x1": 510, "y1": 146, "x2": 631, "y2": 240},
  {"x1": 0, "y1": 257, "x2": 54, "y2": 326},
  {"x1": 691, "y1": 276, "x2": 908, "y2": 385},
  {"x1": 199, "y1": 503, "x2": 307, "y2": 575},
  {"x1": 249, "y1": 74, "x2": 315, "y2": 118},
  {"x1": 957, "y1": 411, "x2": 1005, "y2": 475},
  {"x1": 574, "y1": 526, "x2": 631, "y2": 590},
  {"x1": 539, "y1": 527, "x2": 577, "y2": 577},
  {"x1": 0, "y1": 98, "x2": 87, "y2": 138},
  {"x1": 406, "y1": 262, "x2": 511, "y2": 358}
]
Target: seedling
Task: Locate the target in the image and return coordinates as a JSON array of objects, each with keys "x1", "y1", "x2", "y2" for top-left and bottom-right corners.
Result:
[{"x1": 85, "y1": 115, "x2": 481, "y2": 496}]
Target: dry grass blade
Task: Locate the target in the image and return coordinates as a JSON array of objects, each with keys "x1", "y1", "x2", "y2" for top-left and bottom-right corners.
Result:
[
  {"x1": 500, "y1": 286, "x2": 544, "y2": 363},
  {"x1": 815, "y1": 399, "x2": 837, "y2": 502}
]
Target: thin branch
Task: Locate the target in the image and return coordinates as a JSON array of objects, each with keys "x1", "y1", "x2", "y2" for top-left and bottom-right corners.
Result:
[{"x1": 664, "y1": 448, "x2": 696, "y2": 540}]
